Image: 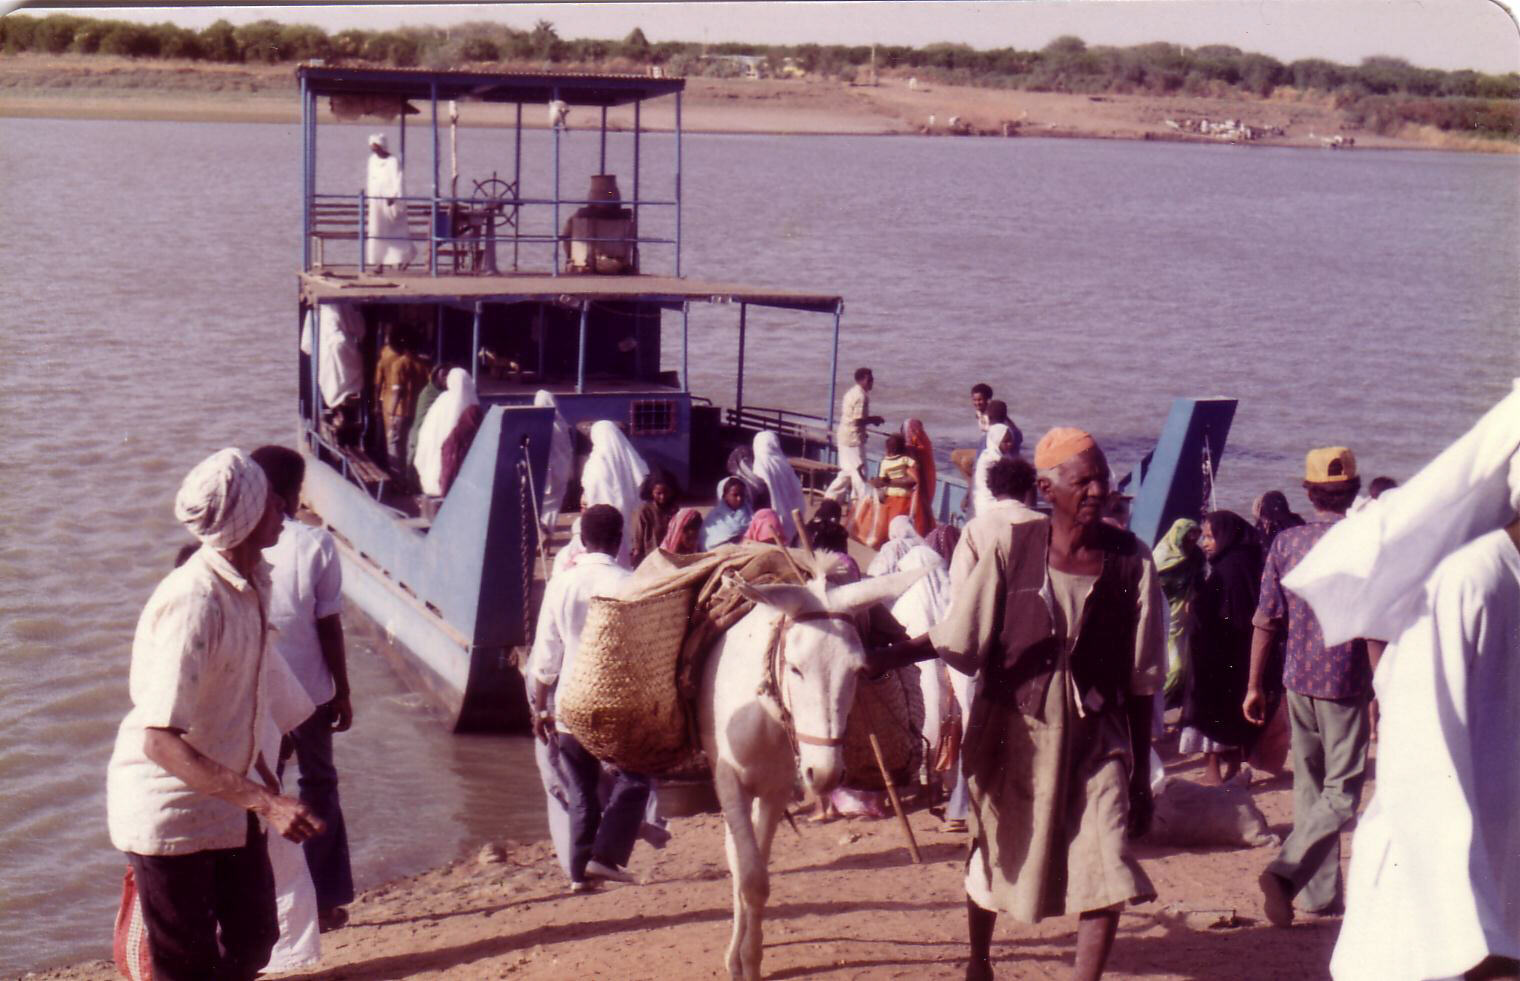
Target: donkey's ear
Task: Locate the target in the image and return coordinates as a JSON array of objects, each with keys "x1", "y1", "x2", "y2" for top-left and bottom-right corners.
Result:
[
  {"x1": 824, "y1": 566, "x2": 930, "y2": 614},
  {"x1": 718, "y1": 572, "x2": 820, "y2": 617}
]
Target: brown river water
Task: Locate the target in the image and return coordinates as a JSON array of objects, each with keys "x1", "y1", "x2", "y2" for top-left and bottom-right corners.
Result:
[{"x1": 1, "y1": 116, "x2": 1516, "y2": 974}]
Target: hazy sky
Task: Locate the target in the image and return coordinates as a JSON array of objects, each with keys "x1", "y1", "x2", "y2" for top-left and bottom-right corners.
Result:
[{"x1": 10, "y1": 0, "x2": 1520, "y2": 74}]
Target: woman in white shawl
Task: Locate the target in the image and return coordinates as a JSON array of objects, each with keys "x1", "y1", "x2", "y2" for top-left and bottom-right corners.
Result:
[
  {"x1": 971, "y1": 422, "x2": 1017, "y2": 516},
  {"x1": 751, "y1": 430, "x2": 805, "y2": 544},
  {"x1": 866, "y1": 514, "x2": 924, "y2": 578},
  {"x1": 299, "y1": 303, "x2": 365, "y2": 409},
  {"x1": 580, "y1": 420, "x2": 650, "y2": 562},
  {"x1": 364, "y1": 133, "x2": 416, "y2": 271},
  {"x1": 533, "y1": 390, "x2": 575, "y2": 535},
  {"x1": 414, "y1": 368, "x2": 479, "y2": 497},
  {"x1": 891, "y1": 544, "x2": 955, "y2": 783}
]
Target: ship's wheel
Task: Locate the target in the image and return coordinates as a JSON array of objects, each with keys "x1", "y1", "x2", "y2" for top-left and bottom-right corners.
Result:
[
  {"x1": 450, "y1": 173, "x2": 519, "y2": 273},
  {"x1": 471, "y1": 173, "x2": 519, "y2": 233}
]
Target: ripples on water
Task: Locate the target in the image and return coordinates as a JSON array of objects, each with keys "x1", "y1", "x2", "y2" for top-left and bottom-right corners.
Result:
[{"x1": 1, "y1": 116, "x2": 1516, "y2": 973}]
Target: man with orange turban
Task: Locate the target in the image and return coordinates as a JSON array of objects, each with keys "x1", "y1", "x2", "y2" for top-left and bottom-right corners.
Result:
[{"x1": 870, "y1": 428, "x2": 1165, "y2": 980}]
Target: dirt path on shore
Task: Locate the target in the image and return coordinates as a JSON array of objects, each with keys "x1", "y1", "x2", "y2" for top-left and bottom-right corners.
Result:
[
  {"x1": 31, "y1": 747, "x2": 1352, "y2": 981},
  {"x1": 3, "y1": 53, "x2": 1512, "y2": 153}
]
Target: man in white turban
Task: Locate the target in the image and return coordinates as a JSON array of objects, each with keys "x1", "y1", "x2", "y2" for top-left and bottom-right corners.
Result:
[
  {"x1": 1280, "y1": 385, "x2": 1520, "y2": 981},
  {"x1": 107, "y1": 448, "x2": 325, "y2": 980},
  {"x1": 365, "y1": 133, "x2": 416, "y2": 272}
]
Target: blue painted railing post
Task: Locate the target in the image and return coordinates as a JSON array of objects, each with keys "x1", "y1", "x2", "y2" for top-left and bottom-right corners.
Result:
[
  {"x1": 681, "y1": 302, "x2": 690, "y2": 392},
  {"x1": 430, "y1": 81, "x2": 440, "y2": 277},
  {"x1": 552, "y1": 87, "x2": 562, "y2": 276},
  {"x1": 576, "y1": 302, "x2": 589, "y2": 393},
  {"x1": 300, "y1": 73, "x2": 310, "y2": 271},
  {"x1": 599, "y1": 105, "x2": 608, "y2": 173},
  {"x1": 633, "y1": 99, "x2": 640, "y2": 271},
  {"x1": 513, "y1": 102, "x2": 523, "y2": 272},
  {"x1": 357, "y1": 190, "x2": 366, "y2": 274},
  {"x1": 471, "y1": 302, "x2": 482, "y2": 381},
  {"x1": 309, "y1": 303, "x2": 322, "y2": 433},
  {"x1": 736, "y1": 302, "x2": 747, "y2": 412},
  {"x1": 674, "y1": 92, "x2": 683, "y2": 277},
  {"x1": 825, "y1": 303, "x2": 842, "y2": 446}
]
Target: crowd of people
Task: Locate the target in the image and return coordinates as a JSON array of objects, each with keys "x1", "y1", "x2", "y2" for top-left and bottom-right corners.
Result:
[{"x1": 103, "y1": 369, "x2": 1518, "y2": 979}]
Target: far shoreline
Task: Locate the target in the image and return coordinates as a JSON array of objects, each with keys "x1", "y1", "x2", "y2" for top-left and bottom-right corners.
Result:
[{"x1": 2, "y1": 53, "x2": 1515, "y2": 155}]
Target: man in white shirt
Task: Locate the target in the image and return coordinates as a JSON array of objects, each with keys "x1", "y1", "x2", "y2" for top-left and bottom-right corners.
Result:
[
  {"x1": 526, "y1": 504, "x2": 649, "y2": 892},
  {"x1": 107, "y1": 449, "x2": 323, "y2": 981},
  {"x1": 824, "y1": 366, "x2": 885, "y2": 504},
  {"x1": 252, "y1": 446, "x2": 356, "y2": 933}
]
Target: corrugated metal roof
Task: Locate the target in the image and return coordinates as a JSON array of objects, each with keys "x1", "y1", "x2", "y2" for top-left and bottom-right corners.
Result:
[
  {"x1": 297, "y1": 66, "x2": 684, "y2": 107},
  {"x1": 298, "y1": 272, "x2": 842, "y2": 314}
]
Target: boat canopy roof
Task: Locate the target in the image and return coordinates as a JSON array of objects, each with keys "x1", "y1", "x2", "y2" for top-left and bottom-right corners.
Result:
[
  {"x1": 297, "y1": 66, "x2": 685, "y2": 107},
  {"x1": 299, "y1": 272, "x2": 842, "y2": 313}
]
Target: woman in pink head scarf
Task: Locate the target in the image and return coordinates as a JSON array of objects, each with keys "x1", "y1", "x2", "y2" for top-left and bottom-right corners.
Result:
[
  {"x1": 742, "y1": 509, "x2": 786, "y2": 545},
  {"x1": 659, "y1": 507, "x2": 704, "y2": 555}
]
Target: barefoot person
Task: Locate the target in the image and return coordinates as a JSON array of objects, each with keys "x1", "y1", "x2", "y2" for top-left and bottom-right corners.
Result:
[
  {"x1": 871, "y1": 428, "x2": 1163, "y2": 980},
  {"x1": 824, "y1": 367, "x2": 884, "y2": 506},
  {"x1": 107, "y1": 449, "x2": 324, "y2": 980}
]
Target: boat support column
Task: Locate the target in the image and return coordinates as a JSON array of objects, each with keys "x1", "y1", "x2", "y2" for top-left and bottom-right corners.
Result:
[
  {"x1": 736, "y1": 302, "x2": 747, "y2": 414},
  {"x1": 552, "y1": 87, "x2": 561, "y2": 276},
  {"x1": 826, "y1": 301, "x2": 842, "y2": 457},
  {"x1": 430, "y1": 81, "x2": 440, "y2": 277},
  {"x1": 300, "y1": 73, "x2": 310, "y2": 270},
  {"x1": 633, "y1": 100, "x2": 641, "y2": 271},
  {"x1": 681, "y1": 302, "x2": 690, "y2": 392},
  {"x1": 674, "y1": 92, "x2": 682, "y2": 277},
  {"x1": 309, "y1": 302, "x2": 322, "y2": 435},
  {"x1": 599, "y1": 105, "x2": 608, "y2": 173},
  {"x1": 471, "y1": 302, "x2": 482, "y2": 381},
  {"x1": 513, "y1": 102, "x2": 523, "y2": 272},
  {"x1": 576, "y1": 301, "x2": 589, "y2": 394}
]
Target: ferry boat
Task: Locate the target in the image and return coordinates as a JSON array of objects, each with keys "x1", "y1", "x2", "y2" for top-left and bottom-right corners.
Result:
[{"x1": 291, "y1": 66, "x2": 1235, "y2": 732}]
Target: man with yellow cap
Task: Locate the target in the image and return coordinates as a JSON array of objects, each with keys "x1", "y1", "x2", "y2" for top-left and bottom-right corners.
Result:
[
  {"x1": 106, "y1": 449, "x2": 325, "y2": 980},
  {"x1": 870, "y1": 427, "x2": 1165, "y2": 980},
  {"x1": 1245, "y1": 446, "x2": 1376, "y2": 927}
]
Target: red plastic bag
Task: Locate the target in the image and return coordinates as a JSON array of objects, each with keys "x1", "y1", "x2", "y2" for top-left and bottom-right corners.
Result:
[{"x1": 112, "y1": 866, "x2": 153, "y2": 981}]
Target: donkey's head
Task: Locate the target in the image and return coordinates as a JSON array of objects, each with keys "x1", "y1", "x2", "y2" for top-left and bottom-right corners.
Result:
[{"x1": 721, "y1": 566, "x2": 929, "y2": 797}]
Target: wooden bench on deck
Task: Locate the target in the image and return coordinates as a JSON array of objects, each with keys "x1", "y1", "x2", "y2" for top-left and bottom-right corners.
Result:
[
  {"x1": 309, "y1": 197, "x2": 513, "y2": 273},
  {"x1": 337, "y1": 446, "x2": 390, "y2": 501},
  {"x1": 788, "y1": 456, "x2": 839, "y2": 497}
]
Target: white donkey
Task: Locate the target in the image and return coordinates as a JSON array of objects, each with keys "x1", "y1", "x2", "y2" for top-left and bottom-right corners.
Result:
[{"x1": 699, "y1": 567, "x2": 926, "y2": 980}]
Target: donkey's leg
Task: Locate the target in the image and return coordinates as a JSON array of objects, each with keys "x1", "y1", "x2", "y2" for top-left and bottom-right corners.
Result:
[
  {"x1": 735, "y1": 793, "x2": 785, "y2": 980},
  {"x1": 714, "y1": 763, "x2": 763, "y2": 980}
]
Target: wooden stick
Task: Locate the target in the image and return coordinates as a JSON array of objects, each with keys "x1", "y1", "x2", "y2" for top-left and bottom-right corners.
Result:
[
  {"x1": 790, "y1": 507, "x2": 817, "y2": 565},
  {"x1": 869, "y1": 731, "x2": 922, "y2": 864},
  {"x1": 772, "y1": 541, "x2": 810, "y2": 585}
]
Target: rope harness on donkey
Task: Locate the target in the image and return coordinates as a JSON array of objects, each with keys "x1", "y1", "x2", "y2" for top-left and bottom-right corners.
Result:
[{"x1": 755, "y1": 609, "x2": 858, "y2": 758}]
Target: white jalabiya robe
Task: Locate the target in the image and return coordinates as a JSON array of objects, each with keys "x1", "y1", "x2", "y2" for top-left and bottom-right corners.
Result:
[
  {"x1": 1329, "y1": 531, "x2": 1520, "y2": 980},
  {"x1": 971, "y1": 423, "x2": 1015, "y2": 517},
  {"x1": 891, "y1": 545, "x2": 954, "y2": 754},
  {"x1": 752, "y1": 430, "x2": 806, "y2": 544},
  {"x1": 413, "y1": 368, "x2": 479, "y2": 496},
  {"x1": 299, "y1": 303, "x2": 365, "y2": 408},
  {"x1": 365, "y1": 152, "x2": 416, "y2": 268},
  {"x1": 579, "y1": 421, "x2": 650, "y2": 563},
  {"x1": 1280, "y1": 380, "x2": 1520, "y2": 980},
  {"x1": 259, "y1": 652, "x2": 321, "y2": 973}
]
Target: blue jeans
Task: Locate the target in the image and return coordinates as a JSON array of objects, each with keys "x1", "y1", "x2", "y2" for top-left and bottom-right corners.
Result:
[
  {"x1": 287, "y1": 700, "x2": 355, "y2": 910},
  {"x1": 555, "y1": 731, "x2": 652, "y2": 882}
]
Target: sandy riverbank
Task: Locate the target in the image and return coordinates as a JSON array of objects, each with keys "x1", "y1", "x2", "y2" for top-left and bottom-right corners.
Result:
[
  {"x1": 2, "y1": 53, "x2": 1513, "y2": 153},
  {"x1": 28, "y1": 743, "x2": 1353, "y2": 981}
]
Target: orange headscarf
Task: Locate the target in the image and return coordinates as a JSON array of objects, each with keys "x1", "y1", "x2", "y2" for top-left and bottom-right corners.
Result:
[{"x1": 1034, "y1": 427, "x2": 1098, "y2": 470}]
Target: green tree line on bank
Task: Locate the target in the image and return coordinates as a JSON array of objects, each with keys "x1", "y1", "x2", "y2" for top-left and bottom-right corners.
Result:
[{"x1": 3, "y1": 13, "x2": 1516, "y2": 138}]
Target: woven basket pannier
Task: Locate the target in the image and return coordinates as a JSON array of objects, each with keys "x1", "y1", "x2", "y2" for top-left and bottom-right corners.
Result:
[
  {"x1": 840, "y1": 664, "x2": 924, "y2": 790},
  {"x1": 556, "y1": 588, "x2": 694, "y2": 773}
]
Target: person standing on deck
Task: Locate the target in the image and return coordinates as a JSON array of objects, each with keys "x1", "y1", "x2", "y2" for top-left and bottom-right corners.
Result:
[
  {"x1": 373, "y1": 328, "x2": 430, "y2": 477},
  {"x1": 364, "y1": 133, "x2": 415, "y2": 273},
  {"x1": 525, "y1": 505, "x2": 651, "y2": 892},
  {"x1": 952, "y1": 383, "x2": 995, "y2": 480},
  {"x1": 824, "y1": 367, "x2": 884, "y2": 505},
  {"x1": 1245, "y1": 446, "x2": 1377, "y2": 926},
  {"x1": 106, "y1": 449, "x2": 324, "y2": 981},
  {"x1": 251, "y1": 446, "x2": 356, "y2": 934},
  {"x1": 871, "y1": 429, "x2": 1163, "y2": 980}
]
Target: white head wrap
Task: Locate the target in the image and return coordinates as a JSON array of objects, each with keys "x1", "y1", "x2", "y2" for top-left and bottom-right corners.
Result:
[
  {"x1": 580, "y1": 421, "x2": 650, "y2": 558},
  {"x1": 1283, "y1": 380, "x2": 1520, "y2": 644},
  {"x1": 174, "y1": 448, "x2": 269, "y2": 549},
  {"x1": 534, "y1": 390, "x2": 575, "y2": 530},
  {"x1": 414, "y1": 368, "x2": 481, "y2": 496},
  {"x1": 972, "y1": 423, "x2": 1015, "y2": 516},
  {"x1": 866, "y1": 514, "x2": 925, "y2": 577},
  {"x1": 751, "y1": 430, "x2": 805, "y2": 544},
  {"x1": 368, "y1": 132, "x2": 389, "y2": 152},
  {"x1": 890, "y1": 544, "x2": 952, "y2": 635}
]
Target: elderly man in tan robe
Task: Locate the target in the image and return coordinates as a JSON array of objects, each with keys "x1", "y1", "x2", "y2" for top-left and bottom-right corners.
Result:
[{"x1": 871, "y1": 428, "x2": 1164, "y2": 981}]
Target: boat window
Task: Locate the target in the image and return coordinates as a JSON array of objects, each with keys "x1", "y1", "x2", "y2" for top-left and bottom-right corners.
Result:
[{"x1": 629, "y1": 399, "x2": 677, "y2": 436}]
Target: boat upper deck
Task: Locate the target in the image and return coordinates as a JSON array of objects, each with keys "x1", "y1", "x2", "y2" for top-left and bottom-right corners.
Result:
[
  {"x1": 299, "y1": 271, "x2": 843, "y2": 313},
  {"x1": 298, "y1": 66, "x2": 685, "y2": 107}
]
